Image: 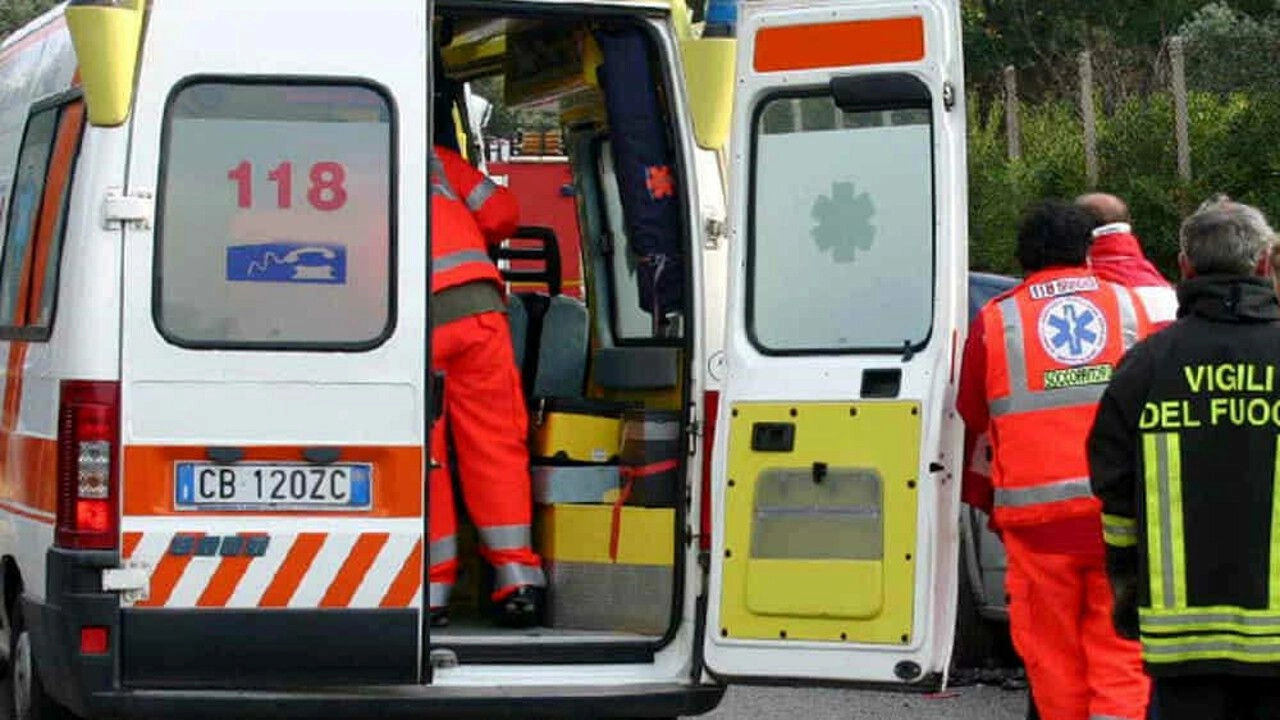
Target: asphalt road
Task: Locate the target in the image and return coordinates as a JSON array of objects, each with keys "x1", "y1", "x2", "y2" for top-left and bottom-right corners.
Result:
[{"x1": 690, "y1": 683, "x2": 1029, "y2": 720}]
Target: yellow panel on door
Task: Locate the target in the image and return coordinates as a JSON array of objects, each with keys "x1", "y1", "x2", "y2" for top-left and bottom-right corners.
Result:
[{"x1": 720, "y1": 401, "x2": 921, "y2": 644}]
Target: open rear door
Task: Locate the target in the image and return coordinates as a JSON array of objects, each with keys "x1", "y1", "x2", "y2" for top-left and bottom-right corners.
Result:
[{"x1": 704, "y1": 0, "x2": 967, "y2": 686}]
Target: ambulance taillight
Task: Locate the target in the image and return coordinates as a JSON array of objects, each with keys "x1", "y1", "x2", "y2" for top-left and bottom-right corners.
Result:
[
  {"x1": 699, "y1": 390, "x2": 720, "y2": 552},
  {"x1": 55, "y1": 381, "x2": 120, "y2": 550}
]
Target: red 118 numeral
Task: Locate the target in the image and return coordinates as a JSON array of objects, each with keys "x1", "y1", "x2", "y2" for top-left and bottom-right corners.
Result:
[{"x1": 227, "y1": 160, "x2": 348, "y2": 211}]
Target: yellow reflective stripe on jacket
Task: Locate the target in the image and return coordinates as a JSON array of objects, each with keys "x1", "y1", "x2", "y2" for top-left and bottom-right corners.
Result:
[
  {"x1": 1143, "y1": 432, "x2": 1187, "y2": 608},
  {"x1": 1141, "y1": 606, "x2": 1280, "y2": 636},
  {"x1": 1272, "y1": 434, "x2": 1280, "y2": 609},
  {"x1": 1102, "y1": 513, "x2": 1138, "y2": 548},
  {"x1": 1143, "y1": 633, "x2": 1280, "y2": 664}
]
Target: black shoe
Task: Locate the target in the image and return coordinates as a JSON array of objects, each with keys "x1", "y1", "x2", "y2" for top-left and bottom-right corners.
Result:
[
  {"x1": 430, "y1": 607, "x2": 449, "y2": 628},
  {"x1": 495, "y1": 586, "x2": 543, "y2": 629}
]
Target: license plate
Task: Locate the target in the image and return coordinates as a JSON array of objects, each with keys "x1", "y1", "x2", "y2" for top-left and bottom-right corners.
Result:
[{"x1": 174, "y1": 463, "x2": 372, "y2": 511}]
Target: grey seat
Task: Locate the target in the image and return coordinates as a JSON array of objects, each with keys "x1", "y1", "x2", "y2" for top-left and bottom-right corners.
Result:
[
  {"x1": 507, "y1": 293, "x2": 528, "y2": 369},
  {"x1": 532, "y1": 295, "x2": 590, "y2": 398}
]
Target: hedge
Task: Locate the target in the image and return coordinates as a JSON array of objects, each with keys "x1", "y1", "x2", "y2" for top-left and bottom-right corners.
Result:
[{"x1": 967, "y1": 88, "x2": 1280, "y2": 279}]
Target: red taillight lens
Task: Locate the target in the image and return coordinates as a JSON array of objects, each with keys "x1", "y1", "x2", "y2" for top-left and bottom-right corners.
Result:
[
  {"x1": 80, "y1": 626, "x2": 109, "y2": 655},
  {"x1": 56, "y1": 381, "x2": 120, "y2": 551},
  {"x1": 699, "y1": 390, "x2": 720, "y2": 552}
]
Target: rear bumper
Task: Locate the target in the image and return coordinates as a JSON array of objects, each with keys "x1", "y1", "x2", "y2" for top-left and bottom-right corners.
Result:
[
  {"x1": 81, "y1": 683, "x2": 726, "y2": 720},
  {"x1": 29, "y1": 548, "x2": 725, "y2": 719}
]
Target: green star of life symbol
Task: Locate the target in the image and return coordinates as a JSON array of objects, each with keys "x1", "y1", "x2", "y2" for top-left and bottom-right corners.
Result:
[{"x1": 810, "y1": 181, "x2": 876, "y2": 263}]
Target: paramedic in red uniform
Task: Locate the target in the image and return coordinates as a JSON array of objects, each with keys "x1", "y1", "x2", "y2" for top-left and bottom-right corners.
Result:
[
  {"x1": 958, "y1": 200, "x2": 1153, "y2": 720},
  {"x1": 1077, "y1": 192, "x2": 1178, "y2": 328},
  {"x1": 428, "y1": 144, "x2": 545, "y2": 628}
]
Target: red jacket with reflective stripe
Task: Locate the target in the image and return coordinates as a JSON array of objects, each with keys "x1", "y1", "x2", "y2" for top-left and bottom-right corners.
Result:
[
  {"x1": 435, "y1": 145, "x2": 519, "y2": 245},
  {"x1": 968, "y1": 267, "x2": 1152, "y2": 529},
  {"x1": 430, "y1": 148, "x2": 503, "y2": 294},
  {"x1": 1088, "y1": 224, "x2": 1178, "y2": 327}
]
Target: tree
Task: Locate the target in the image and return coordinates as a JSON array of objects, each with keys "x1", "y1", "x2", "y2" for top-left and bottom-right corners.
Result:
[
  {"x1": 963, "y1": 0, "x2": 1279, "y2": 100},
  {"x1": 1, "y1": 0, "x2": 58, "y2": 40}
]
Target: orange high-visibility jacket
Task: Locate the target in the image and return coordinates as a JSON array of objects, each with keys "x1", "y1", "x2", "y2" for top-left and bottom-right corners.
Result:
[
  {"x1": 430, "y1": 149, "x2": 503, "y2": 294},
  {"x1": 435, "y1": 145, "x2": 519, "y2": 245},
  {"x1": 980, "y1": 267, "x2": 1152, "y2": 528}
]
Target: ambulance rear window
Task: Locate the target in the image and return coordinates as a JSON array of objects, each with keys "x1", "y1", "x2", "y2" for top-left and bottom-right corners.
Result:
[
  {"x1": 747, "y1": 92, "x2": 935, "y2": 354},
  {"x1": 155, "y1": 80, "x2": 395, "y2": 350}
]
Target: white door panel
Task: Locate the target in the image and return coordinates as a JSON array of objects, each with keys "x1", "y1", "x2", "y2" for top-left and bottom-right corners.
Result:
[{"x1": 705, "y1": 0, "x2": 967, "y2": 686}]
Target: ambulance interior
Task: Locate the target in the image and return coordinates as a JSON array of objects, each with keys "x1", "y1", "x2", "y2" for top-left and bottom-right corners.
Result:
[{"x1": 430, "y1": 7, "x2": 696, "y2": 659}]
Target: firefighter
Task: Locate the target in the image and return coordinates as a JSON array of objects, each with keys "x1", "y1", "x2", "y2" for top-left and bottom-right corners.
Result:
[
  {"x1": 1088, "y1": 196, "x2": 1280, "y2": 720},
  {"x1": 958, "y1": 199, "x2": 1153, "y2": 720},
  {"x1": 1076, "y1": 192, "x2": 1178, "y2": 327},
  {"x1": 428, "y1": 146, "x2": 545, "y2": 629}
]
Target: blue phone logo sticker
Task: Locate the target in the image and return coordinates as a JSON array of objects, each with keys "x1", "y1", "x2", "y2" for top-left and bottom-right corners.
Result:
[{"x1": 226, "y1": 242, "x2": 347, "y2": 284}]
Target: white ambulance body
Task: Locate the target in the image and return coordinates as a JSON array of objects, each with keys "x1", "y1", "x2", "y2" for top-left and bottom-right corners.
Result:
[{"x1": 0, "y1": 1, "x2": 968, "y2": 718}]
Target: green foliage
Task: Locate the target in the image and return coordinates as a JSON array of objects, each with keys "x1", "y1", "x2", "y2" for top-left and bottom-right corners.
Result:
[
  {"x1": 968, "y1": 86, "x2": 1280, "y2": 279},
  {"x1": 1180, "y1": 2, "x2": 1280, "y2": 93},
  {"x1": 0, "y1": 0, "x2": 58, "y2": 40}
]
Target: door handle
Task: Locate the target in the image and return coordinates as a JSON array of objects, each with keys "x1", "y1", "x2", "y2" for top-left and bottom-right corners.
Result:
[
  {"x1": 206, "y1": 447, "x2": 244, "y2": 464},
  {"x1": 302, "y1": 447, "x2": 341, "y2": 465}
]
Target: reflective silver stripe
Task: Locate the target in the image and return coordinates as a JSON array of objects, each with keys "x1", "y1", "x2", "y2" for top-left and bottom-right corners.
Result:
[
  {"x1": 430, "y1": 536, "x2": 457, "y2": 564},
  {"x1": 1112, "y1": 283, "x2": 1140, "y2": 349},
  {"x1": 429, "y1": 150, "x2": 459, "y2": 201},
  {"x1": 1141, "y1": 610, "x2": 1280, "y2": 630},
  {"x1": 493, "y1": 562, "x2": 546, "y2": 589},
  {"x1": 429, "y1": 582, "x2": 451, "y2": 608},
  {"x1": 432, "y1": 181, "x2": 457, "y2": 200},
  {"x1": 479, "y1": 524, "x2": 532, "y2": 551},
  {"x1": 465, "y1": 178, "x2": 497, "y2": 212},
  {"x1": 1144, "y1": 637, "x2": 1280, "y2": 659},
  {"x1": 993, "y1": 477, "x2": 1094, "y2": 508},
  {"x1": 990, "y1": 285, "x2": 1139, "y2": 418},
  {"x1": 1155, "y1": 434, "x2": 1176, "y2": 608},
  {"x1": 989, "y1": 384, "x2": 1105, "y2": 417},
  {"x1": 434, "y1": 249, "x2": 493, "y2": 274}
]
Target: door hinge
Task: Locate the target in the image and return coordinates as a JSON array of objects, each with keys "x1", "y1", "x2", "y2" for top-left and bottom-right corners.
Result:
[
  {"x1": 686, "y1": 418, "x2": 702, "y2": 457},
  {"x1": 102, "y1": 187, "x2": 155, "y2": 230},
  {"x1": 703, "y1": 217, "x2": 725, "y2": 250},
  {"x1": 102, "y1": 562, "x2": 150, "y2": 604}
]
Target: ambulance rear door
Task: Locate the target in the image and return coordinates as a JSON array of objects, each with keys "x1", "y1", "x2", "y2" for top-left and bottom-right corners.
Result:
[
  {"x1": 114, "y1": 2, "x2": 433, "y2": 686},
  {"x1": 704, "y1": 0, "x2": 968, "y2": 686}
]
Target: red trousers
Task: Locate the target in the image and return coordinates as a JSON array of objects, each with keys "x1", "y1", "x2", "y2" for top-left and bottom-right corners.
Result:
[
  {"x1": 1004, "y1": 530, "x2": 1150, "y2": 720},
  {"x1": 429, "y1": 310, "x2": 545, "y2": 607}
]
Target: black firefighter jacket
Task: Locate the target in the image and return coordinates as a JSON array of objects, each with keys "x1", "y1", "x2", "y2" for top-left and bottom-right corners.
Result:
[{"x1": 1087, "y1": 274, "x2": 1280, "y2": 678}]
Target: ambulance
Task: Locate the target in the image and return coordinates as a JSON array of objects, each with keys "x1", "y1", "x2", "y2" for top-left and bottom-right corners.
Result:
[{"x1": 0, "y1": 0, "x2": 968, "y2": 718}]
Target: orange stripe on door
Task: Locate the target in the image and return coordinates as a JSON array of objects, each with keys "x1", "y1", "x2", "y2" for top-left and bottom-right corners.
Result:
[
  {"x1": 197, "y1": 533, "x2": 267, "y2": 608},
  {"x1": 753, "y1": 17, "x2": 926, "y2": 73},
  {"x1": 257, "y1": 533, "x2": 326, "y2": 607},
  {"x1": 122, "y1": 532, "x2": 143, "y2": 560},
  {"x1": 135, "y1": 533, "x2": 203, "y2": 608},
  {"x1": 320, "y1": 532, "x2": 389, "y2": 608},
  {"x1": 380, "y1": 538, "x2": 423, "y2": 608}
]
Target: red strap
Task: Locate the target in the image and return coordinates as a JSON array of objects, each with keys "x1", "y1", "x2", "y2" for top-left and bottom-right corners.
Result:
[
  {"x1": 608, "y1": 459, "x2": 680, "y2": 562},
  {"x1": 619, "y1": 458, "x2": 679, "y2": 479}
]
